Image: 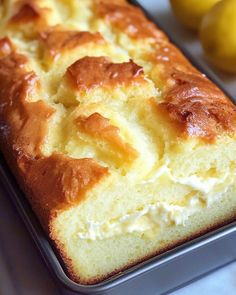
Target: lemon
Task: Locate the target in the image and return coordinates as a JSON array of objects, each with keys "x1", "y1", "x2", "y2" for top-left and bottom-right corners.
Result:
[
  {"x1": 200, "y1": 0, "x2": 236, "y2": 73},
  {"x1": 170, "y1": 0, "x2": 221, "y2": 30}
]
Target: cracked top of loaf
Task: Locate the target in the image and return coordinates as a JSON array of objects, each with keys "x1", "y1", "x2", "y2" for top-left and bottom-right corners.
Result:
[{"x1": 0, "y1": 0, "x2": 236, "y2": 224}]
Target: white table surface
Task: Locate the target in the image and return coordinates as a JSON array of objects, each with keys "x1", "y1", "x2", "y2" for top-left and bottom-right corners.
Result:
[{"x1": 0, "y1": 1, "x2": 236, "y2": 295}]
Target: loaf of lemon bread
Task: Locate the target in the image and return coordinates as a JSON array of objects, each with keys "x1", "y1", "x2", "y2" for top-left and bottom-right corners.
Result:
[{"x1": 0, "y1": 0, "x2": 236, "y2": 284}]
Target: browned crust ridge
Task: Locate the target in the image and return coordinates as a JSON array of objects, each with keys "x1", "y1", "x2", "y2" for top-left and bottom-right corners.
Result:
[
  {"x1": 95, "y1": 0, "x2": 236, "y2": 141},
  {"x1": 0, "y1": 37, "x2": 108, "y2": 226},
  {"x1": 66, "y1": 56, "x2": 145, "y2": 92},
  {"x1": 39, "y1": 30, "x2": 105, "y2": 61}
]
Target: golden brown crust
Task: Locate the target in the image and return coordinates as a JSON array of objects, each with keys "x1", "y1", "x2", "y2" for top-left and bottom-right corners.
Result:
[
  {"x1": 39, "y1": 30, "x2": 105, "y2": 61},
  {"x1": 140, "y1": 36, "x2": 236, "y2": 141},
  {"x1": 0, "y1": 38, "x2": 54, "y2": 157},
  {"x1": 66, "y1": 56, "x2": 144, "y2": 92},
  {"x1": 156, "y1": 71, "x2": 236, "y2": 141},
  {"x1": 0, "y1": 38, "x2": 109, "y2": 224},
  {"x1": 75, "y1": 112, "x2": 138, "y2": 162},
  {"x1": 19, "y1": 153, "x2": 108, "y2": 223},
  {"x1": 95, "y1": 0, "x2": 167, "y2": 40},
  {"x1": 0, "y1": 37, "x2": 14, "y2": 57},
  {"x1": 95, "y1": 1, "x2": 236, "y2": 141},
  {"x1": 10, "y1": 1, "x2": 43, "y2": 24},
  {"x1": 148, "y1": 43, "x2": 198, "y2": 87}
]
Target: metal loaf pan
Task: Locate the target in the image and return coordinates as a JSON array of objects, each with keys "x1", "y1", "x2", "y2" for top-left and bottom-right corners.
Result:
[{"x1": 1, "y1": 1, "x2": 236, "y2": 294}]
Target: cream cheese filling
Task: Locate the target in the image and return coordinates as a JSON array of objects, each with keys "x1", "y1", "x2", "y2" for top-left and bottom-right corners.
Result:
[
  {"x1": 78, "y1": 186, "x2": 230, "y2": 241},
  {"x1": 141, "y1": 161, "x2": 230, "y2": 194},
  {"x1": 78, "y1": 162, "x2": 234, "y2": 241}
]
